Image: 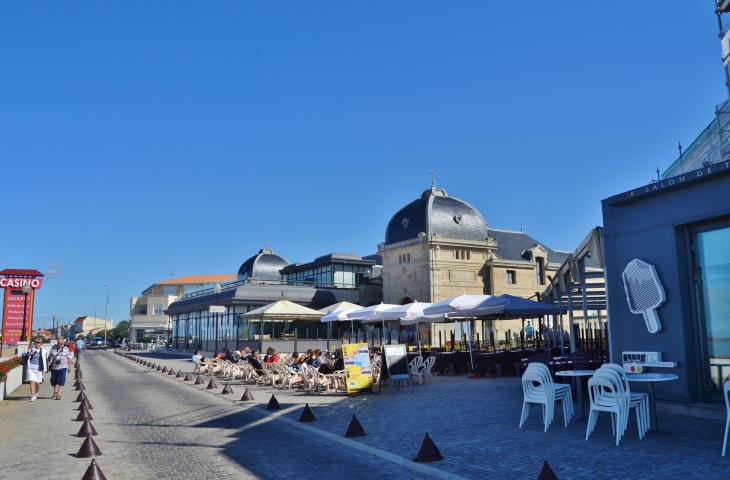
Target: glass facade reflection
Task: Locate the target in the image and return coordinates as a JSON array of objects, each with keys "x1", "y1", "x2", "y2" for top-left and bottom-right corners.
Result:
[
  {"x1": 171, "y1": 306, "x2": 365, "y2": 349},
  {"x1": 285, "y1": 263, "x2": 370, "y2": 288},
  {"x1": 691, "y1": 224, "x2": 730, "y2": 402}
]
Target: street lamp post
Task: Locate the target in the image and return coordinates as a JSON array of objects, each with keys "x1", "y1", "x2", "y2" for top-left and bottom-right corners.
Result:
[
  {"x1": 52, "y1": 315, "x2": 57, "y2": 339},
  {"x1": 213, "y1": 283, "x2": 222, "y2": 355},
  {"x1": 104, "y1": 284, "x2": 109, "y2": 346},
  {"x1": 20, "y1": 282, "x2": 32, "y2": 342}
]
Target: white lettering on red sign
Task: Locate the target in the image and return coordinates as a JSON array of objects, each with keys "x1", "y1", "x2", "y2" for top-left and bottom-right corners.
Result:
[{"x1": 0, "y1": 278, "x2": 43, "y2": 289}]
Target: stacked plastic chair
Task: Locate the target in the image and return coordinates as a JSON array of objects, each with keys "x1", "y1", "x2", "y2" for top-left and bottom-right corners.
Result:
[
  {"x1": 586, "y1": 363, "x2": 649, "y2": 446},
  {"x1": 519, "y1": 363, "x2": 573, "y2": 432}
]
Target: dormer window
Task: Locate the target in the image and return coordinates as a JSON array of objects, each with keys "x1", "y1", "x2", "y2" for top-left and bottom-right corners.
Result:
[{"x1": 536, "y1": 257, "x2": 545, "y2": 285}]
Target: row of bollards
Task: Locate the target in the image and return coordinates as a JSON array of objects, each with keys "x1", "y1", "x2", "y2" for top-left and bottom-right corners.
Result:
[
  {"x1": 114, "y1": 350, "x2": 559, "y2": 477},
  {"x1": 76, "y1": 356, "x2": 107, "y2": 479}
]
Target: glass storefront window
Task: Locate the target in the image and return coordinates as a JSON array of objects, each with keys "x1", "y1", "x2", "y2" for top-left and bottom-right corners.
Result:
[{"x1": 691, "y1": 224, "x2": 730, "y2": 402}]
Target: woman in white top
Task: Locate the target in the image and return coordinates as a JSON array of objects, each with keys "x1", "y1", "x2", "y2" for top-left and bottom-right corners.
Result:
[{"x1": 26, "y1": 338, "x2": 48, "y2": 402}]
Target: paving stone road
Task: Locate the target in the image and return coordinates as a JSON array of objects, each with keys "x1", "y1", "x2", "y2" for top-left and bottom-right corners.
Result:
[
  {"x1": 2, "y1": 349, "x2": 730, "y2": 479},
  {"x1": 0, "y1": 350, "x2": 432, "y2": 480}
]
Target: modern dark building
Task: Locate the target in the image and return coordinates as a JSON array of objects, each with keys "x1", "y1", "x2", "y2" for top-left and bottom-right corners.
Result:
[
  {"x1": 168, "y1": 248, "x2": 382, "y2": 354},
  {"x1": 281, "y1": 253, "x2": 376, "y2": 288},
  {"x1": 602, "y1": 159, "x2": 730, "y2": 414}
]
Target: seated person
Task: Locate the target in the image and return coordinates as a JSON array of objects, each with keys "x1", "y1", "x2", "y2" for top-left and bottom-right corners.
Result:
[
  {"x1": 265, "y1": 348, "x2": 280, "y2": 364},
  {"x1": 224, "y1": 349, "x2": 237, "y2": 362},
  {"x1": 311, "y1": 349, "x2": 323, "y2": 368},
  {"x1": 288, "y1": 352, "x2": 301, "y2": 371},
  {"x1": 241, "y1": 348, "x2": 252, "y2": 361},
  {"x1": 192, "y1": 349, "x2": 202, "y2": 365},
  {"x1": 318, "y1": 350, "x2": 344, "y2": 375},
  {"x1": 247, "y1": 350, "x2": 264, "y2": 375},
  {"x1": 303, "y1": 349, "x2": 315, "y2": 366},
  {"x1": 263, "y1": 347, "x2": 274, "y2": 363}
]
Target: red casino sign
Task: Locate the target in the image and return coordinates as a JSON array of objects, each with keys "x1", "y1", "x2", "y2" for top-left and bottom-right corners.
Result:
[{"x1": 1, "y1": 269, "x2": 44, "y2": 346}]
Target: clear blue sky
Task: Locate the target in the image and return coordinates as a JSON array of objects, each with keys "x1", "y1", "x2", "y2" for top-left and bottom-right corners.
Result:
[{"x1": 1, "y1": 2, "x2": 725, "y2": 328}]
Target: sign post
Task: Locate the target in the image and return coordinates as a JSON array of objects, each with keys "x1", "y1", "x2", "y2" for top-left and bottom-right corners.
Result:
[{"x1": 1, "y1": 270, "x2": 44, "y2": 357}]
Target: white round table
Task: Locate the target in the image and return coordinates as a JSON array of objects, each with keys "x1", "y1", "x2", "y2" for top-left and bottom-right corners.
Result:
[
  {"x1": 556, "y1": 370, "x2": 596, "y2": 421},
  {"x1": 626, "y1": 373, "x2": 678, "y2": 436}
]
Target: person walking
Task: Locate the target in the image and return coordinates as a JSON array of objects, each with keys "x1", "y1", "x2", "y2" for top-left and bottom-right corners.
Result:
[
  {"x1": 26, "y1": 338, "x2": 48, "y2": 402},
  {"x1": 47, "y1": 337, "x2": 73, "y2": 400},
  {"x1": 74, "y1": 337, "x2": 84, "y2": 364}
]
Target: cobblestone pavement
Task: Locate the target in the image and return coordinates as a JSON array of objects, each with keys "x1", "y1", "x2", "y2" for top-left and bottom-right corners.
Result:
[
  {"x1": 2, "y1": 350, "x2": 730, "y2": 479},
  {"x1": 0, "y1": 350, "x2": 435, "y2": 480}
]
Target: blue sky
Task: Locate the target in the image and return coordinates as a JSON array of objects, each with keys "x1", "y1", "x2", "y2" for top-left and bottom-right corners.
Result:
[{"x1": 0, "y1": 2, "x2": 725, "y2": 328}]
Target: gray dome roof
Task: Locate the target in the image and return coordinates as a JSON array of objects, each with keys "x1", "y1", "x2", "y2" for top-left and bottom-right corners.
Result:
[
  {"x1": 238, "y1": 248, "x2": 290, "y2": 282},
  {"x1": 385, "y1": 187, "x2": 488, "y2": 244}
]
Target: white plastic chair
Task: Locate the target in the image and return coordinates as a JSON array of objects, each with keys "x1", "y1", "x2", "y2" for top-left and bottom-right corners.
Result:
[
  {"x1": 520, "y1": 371, "x2": 555, "y2": 432},
  {"x1": 526, "y1": 363, "x2": 574, "y2": 425},
  {"x1": 409, "y1": 357, "x2": 424, "y2": 384},
  {"x1": 416, "y1": 356, "x2": 436, "y2": 385},
  {"x1": 722, "y1": 380, "x2": 730, "y2": 457},
  {"x1": 586, "y1": 373, "x2": 624, "y2": 446},
  {"x1": 600, "y1": 364, "x2": 649, "y2": 438}
]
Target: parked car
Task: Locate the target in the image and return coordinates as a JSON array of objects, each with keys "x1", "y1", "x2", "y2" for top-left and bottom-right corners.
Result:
[{"x1": 92, "y1": 337, "x2": 104, "y2": 346}]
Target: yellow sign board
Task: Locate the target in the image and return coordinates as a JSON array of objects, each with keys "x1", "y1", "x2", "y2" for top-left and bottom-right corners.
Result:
[{"x1": 342, "y1": 343, "x2": 373, "y2": 393}]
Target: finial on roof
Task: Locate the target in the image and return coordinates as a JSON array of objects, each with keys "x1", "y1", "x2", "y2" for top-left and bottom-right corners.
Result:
[
  {"x1": 430, "y1": 167, "x2": 436, "y2": 188},
  {"x1": 520, "y1": 223, "x2": 523, "y2": 233},
  {"x1": 265, "y1": 234, "x2": 269, "y2": 249}
]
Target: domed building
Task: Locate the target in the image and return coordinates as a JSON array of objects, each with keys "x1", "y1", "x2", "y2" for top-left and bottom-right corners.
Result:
[
  {"x1": 385, "y1": 185, "x2": 488, "y2": 245},
  {"x1": 378, "y1": 184, "x2": 569, "y2": 306},
  {"x1": 237, "y1": 247, "x2": 290, "y2": 283}
]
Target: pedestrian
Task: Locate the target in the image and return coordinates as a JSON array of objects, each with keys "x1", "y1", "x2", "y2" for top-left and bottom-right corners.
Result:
[
  {"x1": 75, "y1": 337, "x2": 85, "y2": 364},
  {"x1": 26, "y1": 337, "x2": 48, "y2": 402},
  {"x1": 525, "y1": 321, "x2": 534, "y2": 341},
  {"x1": 47, "y1": 337, "x2": 73, "y2": 400}
]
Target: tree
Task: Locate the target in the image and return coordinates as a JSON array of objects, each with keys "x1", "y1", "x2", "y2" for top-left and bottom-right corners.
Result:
[{"x1": 109, "y1": 320, "x2": 129, "y2": 342}]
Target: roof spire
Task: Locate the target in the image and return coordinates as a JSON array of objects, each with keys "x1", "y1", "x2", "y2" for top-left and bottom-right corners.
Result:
[
  {"x1": 430, "y1": 167, "x2": 436, "y2": 188},
  {"x1": 265, "y1": 234, "x2": 269, "y2": 249}
]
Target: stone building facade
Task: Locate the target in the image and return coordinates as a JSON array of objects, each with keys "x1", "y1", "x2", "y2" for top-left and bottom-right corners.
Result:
[{"x1": 378, "y1": 185, "x2": 569, "y2": 346}]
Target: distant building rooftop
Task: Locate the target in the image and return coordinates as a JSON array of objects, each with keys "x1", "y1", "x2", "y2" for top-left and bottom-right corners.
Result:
[{"x1": 141, "y1": 274, "x2": 236, "y2": 296}]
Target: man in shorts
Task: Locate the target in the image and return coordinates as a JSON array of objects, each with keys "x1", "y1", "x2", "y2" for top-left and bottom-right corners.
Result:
[{"x1": 47, "y1": 337, "x2": 73, "y2": 400}]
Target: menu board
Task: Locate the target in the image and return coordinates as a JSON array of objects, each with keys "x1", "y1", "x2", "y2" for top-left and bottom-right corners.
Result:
[
  {"x1": 383, "y1": 344, "x2": 410, "y2": 380},
  {"x1": 342, "y1": 343, "x2": 373, "y2": 393},
  {"x1": 2, "y1": 288, "x2": 35, "y2": 345}
]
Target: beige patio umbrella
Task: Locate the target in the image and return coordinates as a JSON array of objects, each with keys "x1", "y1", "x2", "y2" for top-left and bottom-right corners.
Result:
[
  {"x1": 318, "y1": 301, "x2": 362, "y2": 315},
  {"x1": 240, "y1": 299, "x2": 324, "y2": 351}
]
